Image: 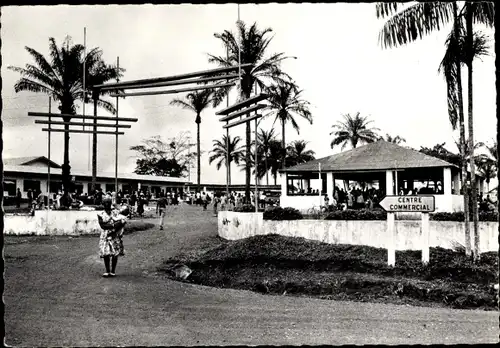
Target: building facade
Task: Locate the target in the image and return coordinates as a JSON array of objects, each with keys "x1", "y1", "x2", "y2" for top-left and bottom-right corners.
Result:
[{"x1": 3, "y1": 156, "x2": 190, "y2": 198}]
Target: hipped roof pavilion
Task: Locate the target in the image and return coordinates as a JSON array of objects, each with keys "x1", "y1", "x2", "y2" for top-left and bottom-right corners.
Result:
[{"x1": 282, "y1": 141, "x2": 457, "y2": 174}]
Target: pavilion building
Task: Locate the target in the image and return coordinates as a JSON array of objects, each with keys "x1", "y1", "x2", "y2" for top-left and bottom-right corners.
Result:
[{"x1": 279, "y1": 141, "x2": 485, "y2": 213}]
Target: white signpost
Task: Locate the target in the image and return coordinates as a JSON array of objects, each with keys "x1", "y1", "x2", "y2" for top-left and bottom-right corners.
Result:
[{"x1": 379, "y1": 195, "x2": 435, "y2": 266}]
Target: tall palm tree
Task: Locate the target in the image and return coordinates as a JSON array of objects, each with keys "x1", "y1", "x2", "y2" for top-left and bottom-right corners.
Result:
[
  {"x1": 8, "y1": 36, "x2": 123, "y2": 194},
  {"x1": 208, "y1": 134, "x2": 245, "y2": 185},
  {"x1": 286, "y1": 140, "x2": 316, "y2": 167},
  {"x1": 380, "y1": 133, "x2": 406, "y2": 144},
  {"x1": 209, "y1": 20, "x2": 295, "y2": 201},
  {"x1": 263, "y1": 81, "x2": 313, "y2": 169},
  {"x1": 170, "y1": 89, "x2": 218, "y2": 191},
  {"x1": 376, "y1": 1, "x2": 494, "y2": 261},
  {"x1": 257, "y1": 128, "x2": 278, "y2": 185},
  {"x1": 463, "y1": 1, "x2": 495, "y2": 261},
  {"x1": 330, "y1": 112, "x2": 380, "y2": 150}
]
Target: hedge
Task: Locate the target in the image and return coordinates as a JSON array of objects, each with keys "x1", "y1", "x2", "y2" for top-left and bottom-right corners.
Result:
[
  {"x1": 323, "y1": 209, "x2": 498, "y2": 221},
  {"x1": 263, "y1": 207, "x2": 303, "y2": 220}
]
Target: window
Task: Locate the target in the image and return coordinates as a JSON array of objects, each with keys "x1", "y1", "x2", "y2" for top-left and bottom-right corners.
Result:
[
  {"x1": 3, "y1": 180, "x2": 16, "y2": 196},
  {"x1": 50, "y1": 181, "x2": 63, "y2": 194},
  {"x1": 105, "y1": 184, "x2": 116, "y2": 193},
  {"x1": 87, "y1": 183, "x2": 101, "y2": 194},
  {"x1": 286, "y1": 173, "x2": 325, "y2": 196},
  {"x1": 23, "y1": 180, "x2": 41, "y2": 193}
]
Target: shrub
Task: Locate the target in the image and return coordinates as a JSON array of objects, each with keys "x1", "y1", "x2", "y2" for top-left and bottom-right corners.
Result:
[
  {"x1": 233, "y1": 204, "x2": 257, "y2": 213},
  {"x1": 263, "y1": 206, "x2": 303, "y2": 220},
  {"x1": 324, "y1": 209, "x2": 387, "y2": 221},
  {"x1": 431, "y1": 211, "x2": 498, "y2": 222}
]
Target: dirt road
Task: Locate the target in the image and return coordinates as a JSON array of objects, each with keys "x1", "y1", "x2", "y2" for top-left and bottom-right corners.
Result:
[{"x1": 4, "y1": 205, "x2": 498, "y2": 346}]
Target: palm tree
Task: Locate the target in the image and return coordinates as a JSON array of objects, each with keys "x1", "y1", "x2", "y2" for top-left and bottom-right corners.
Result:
[
  {"x1": 8, "y1": 36, "x2": 123, "y2": 193},
  {"x1": 439, "y1": 10, "x2": 490, "y2": 257},
  {"x1": 330, "y1": 112, "x2": 380, "y2": 150},
  {"x1": 257, "y1": 128, "x2": 278, "y2": 185},
  {"x1": 263, "y1": 81, "x2": 313, "y2": 169},
  {"x1": 380, "y1": 133, "x2": 406, "y2": 144},
  {"x1": 463, "y1": 2, "x2": 495, "y2": 262},
  {"x1": 286, "y1": 140, "x2": 316, "y2": 167},
  {"x1": 209, "y1": 20, "x2": 295, "y2": 201},
  {"x1": 475, "y1": 156, "x2": 496, "y2": 192},
  {"x1": 208, "y1": 134, "x2": 245, "y2": 185},
  {"x1": 376, "y1": 1, "x2": 494, "y2": 261},
  {"x1": 170, "y1": 89, "x2": 218, "y2": 191}
]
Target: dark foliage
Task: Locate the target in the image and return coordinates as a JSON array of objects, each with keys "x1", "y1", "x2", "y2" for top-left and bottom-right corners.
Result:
[
  {"x1": 324, "y1": 209, "x2": 387, "y2": 220},
  {"x1": 263, "y1": 206, "x2": 304, "y2": 220}
]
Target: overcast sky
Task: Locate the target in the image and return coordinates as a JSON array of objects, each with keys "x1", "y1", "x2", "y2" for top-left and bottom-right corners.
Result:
[{"x1": 2, "y1": 4, "x2": 496, "y2": 186}]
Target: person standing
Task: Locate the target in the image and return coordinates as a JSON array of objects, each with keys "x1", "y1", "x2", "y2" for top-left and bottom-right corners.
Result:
[
  {"x1": 157, "y1": 194, "x2": 167, "y2": 230},
  {"x1": 97, "y1": 196, "x2": 127, "y2": 277},
  {"x1": 16, "y1": 188, "x2": 22, "y2": 208},
  {"x1": 27, "y1": 189, "x2": 33, "y2": 207},
  {"x1": 137, "y1": 193, "x2": 145, "y2": 217}
]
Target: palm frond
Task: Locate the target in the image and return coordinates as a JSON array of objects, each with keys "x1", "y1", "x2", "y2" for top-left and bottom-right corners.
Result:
[{"x1": 379, "y1": 2, "x2": 454, "y2": 49}]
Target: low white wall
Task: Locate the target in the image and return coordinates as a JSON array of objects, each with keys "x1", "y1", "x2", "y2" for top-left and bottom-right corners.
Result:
[
  {"x1": 218, "y1": 212, "x2": 499, "y2": 252},
  {"x1": 218, "y1": 211, "x2": 263, "y2": 240},
  {"x1": 4, "y1": 210, "x2": 101, "y2": 236}
]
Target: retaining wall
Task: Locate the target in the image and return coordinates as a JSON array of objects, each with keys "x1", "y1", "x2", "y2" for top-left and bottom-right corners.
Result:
[
  {"x1": 218, "y1": 211, "x2": 499, "y2": 252},
  {"x1": 4, "y1": 210, "x2": 101, "y2": 236}
]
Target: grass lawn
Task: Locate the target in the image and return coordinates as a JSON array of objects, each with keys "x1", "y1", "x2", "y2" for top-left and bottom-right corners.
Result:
[{"x1": 160, "y1": 234, "x2": 499, "y2": 311}]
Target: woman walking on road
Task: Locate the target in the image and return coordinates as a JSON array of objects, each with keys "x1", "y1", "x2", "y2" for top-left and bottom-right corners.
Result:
[{"x1": 98, "y1": 196, "x2": 128, "y2": 278}]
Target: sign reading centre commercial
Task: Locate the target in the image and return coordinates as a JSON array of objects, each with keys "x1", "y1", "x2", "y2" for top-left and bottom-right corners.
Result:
[{"x1": 379, "y1": 195, "x2": 435, "y2": 213}]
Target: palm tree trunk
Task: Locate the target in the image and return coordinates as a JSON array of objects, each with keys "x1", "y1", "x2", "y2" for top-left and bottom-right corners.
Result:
[
  {"x1": 196, "y1": 118, "x2": 201, "y2": 193},
  {"x1": 228, "y1": 158, "x2": 231, "y2": 186},
  {"x1": 245, "y1": 121, "x2": 251, "y2": 204},
  {"x1": 265, "y1": 156, "x2": 269, "y2": 186},
  {"x1": 454, "y1": 1, "x2": 471, "y2": 257},
  {"x1": 465, "y1": 7, "x2": 480, "y2": 262},
  {"x1": 281, "y1": 120, "x2": 286, "y2": 169}
]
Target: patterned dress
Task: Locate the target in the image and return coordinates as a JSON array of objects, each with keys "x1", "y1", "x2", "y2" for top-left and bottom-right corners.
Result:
[{"x1": 98, "y1": 209, "x2": 127, "y2": 258}]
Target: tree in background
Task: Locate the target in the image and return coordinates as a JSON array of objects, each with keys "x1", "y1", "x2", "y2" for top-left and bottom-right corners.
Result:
[
  {"x1": 130, "y1": 133, "x2": 196, "y2": 177},
  {"x1": 419, "y1": 143, "x2": 461, "y2": 167},
  {"x1": 257, "y1": 128, "x2": 278, "y2": 185},
  {"x1": 210, "y1": 20, "x2": 296, "y2": 202},
  {"x1": 379, "y1": 133, "x2": 406, "y2": 144},
  {"x1": 475, "y1": 155, "x2": 496, "y2": 193},
  {"x1": 208, "y1": 134, "x2": 245, "y2": 185},
  {"x1": 263, "y1": 81, "x2": 313, "y2": 169},
  {"x1": 8, "y1": 36, "x2": 123, "y2": 194},
  {"x1": 330, "y1": 112, "x2": 379, "y2": 150},
  {"x1": 286, "y1": 140, "x2": 316, "y2": 167},
  {"x1": 170, "y1": 89, "x2": 219, "y2": 191}
]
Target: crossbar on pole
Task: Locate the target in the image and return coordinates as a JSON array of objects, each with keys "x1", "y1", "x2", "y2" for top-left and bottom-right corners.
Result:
[
  {"x1": 35, "y1": 120, "x2": 131, "y2": 128},
  {"x1": 219, "y1": 104, "x2": 267, "y2": 122},
  {"x1": 109, "y1": 82, "x2": 235, "y2": 98},
  {"x1": 42, "y1": 128, "x2": 125, "y2": 135},
  {"x1": 215, "y1": 94, "x2": 269, "y2": 116},
  {"x1": 28, "y1": 112, "x2": 138, "y2": 122},
  {"x1": 223, "y1": 113, "x2": 262, "y2": 129},
  {"x1": 94, "y1": 64, "x2": 253, "y2": 90},
  {"x1": 112, "y1": 74, "x2": 240, "y2": 91}
]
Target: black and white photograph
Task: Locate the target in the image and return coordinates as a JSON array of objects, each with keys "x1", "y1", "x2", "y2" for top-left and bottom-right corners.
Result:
[{"x1": 1, "y1": 2, "x2": 498, "y2": 346}]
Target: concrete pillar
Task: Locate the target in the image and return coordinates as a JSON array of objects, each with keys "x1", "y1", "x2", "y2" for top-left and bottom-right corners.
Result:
[
  {"x1": 326, "y1": 172, "x2": 334, "y2": 200},
  {"x1": 385, "y1": 170, "x2": 394, "y2": 195},
  {"x1": 443, "y1": 167, "x2": 452, "y2": 195}
]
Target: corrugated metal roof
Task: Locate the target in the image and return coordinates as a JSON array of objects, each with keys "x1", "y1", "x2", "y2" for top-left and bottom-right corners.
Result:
[
  {"x1": 283, "y1": 140, "x2": 457, "y2": 172},
  {"x1": 3, "y1": 165, "x2": 190, "y2": 184}
]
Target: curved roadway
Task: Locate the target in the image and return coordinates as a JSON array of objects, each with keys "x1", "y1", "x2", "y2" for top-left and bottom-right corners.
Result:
[{"x1": 4, "y1": 205, "x2": 498, "y2": 346}]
